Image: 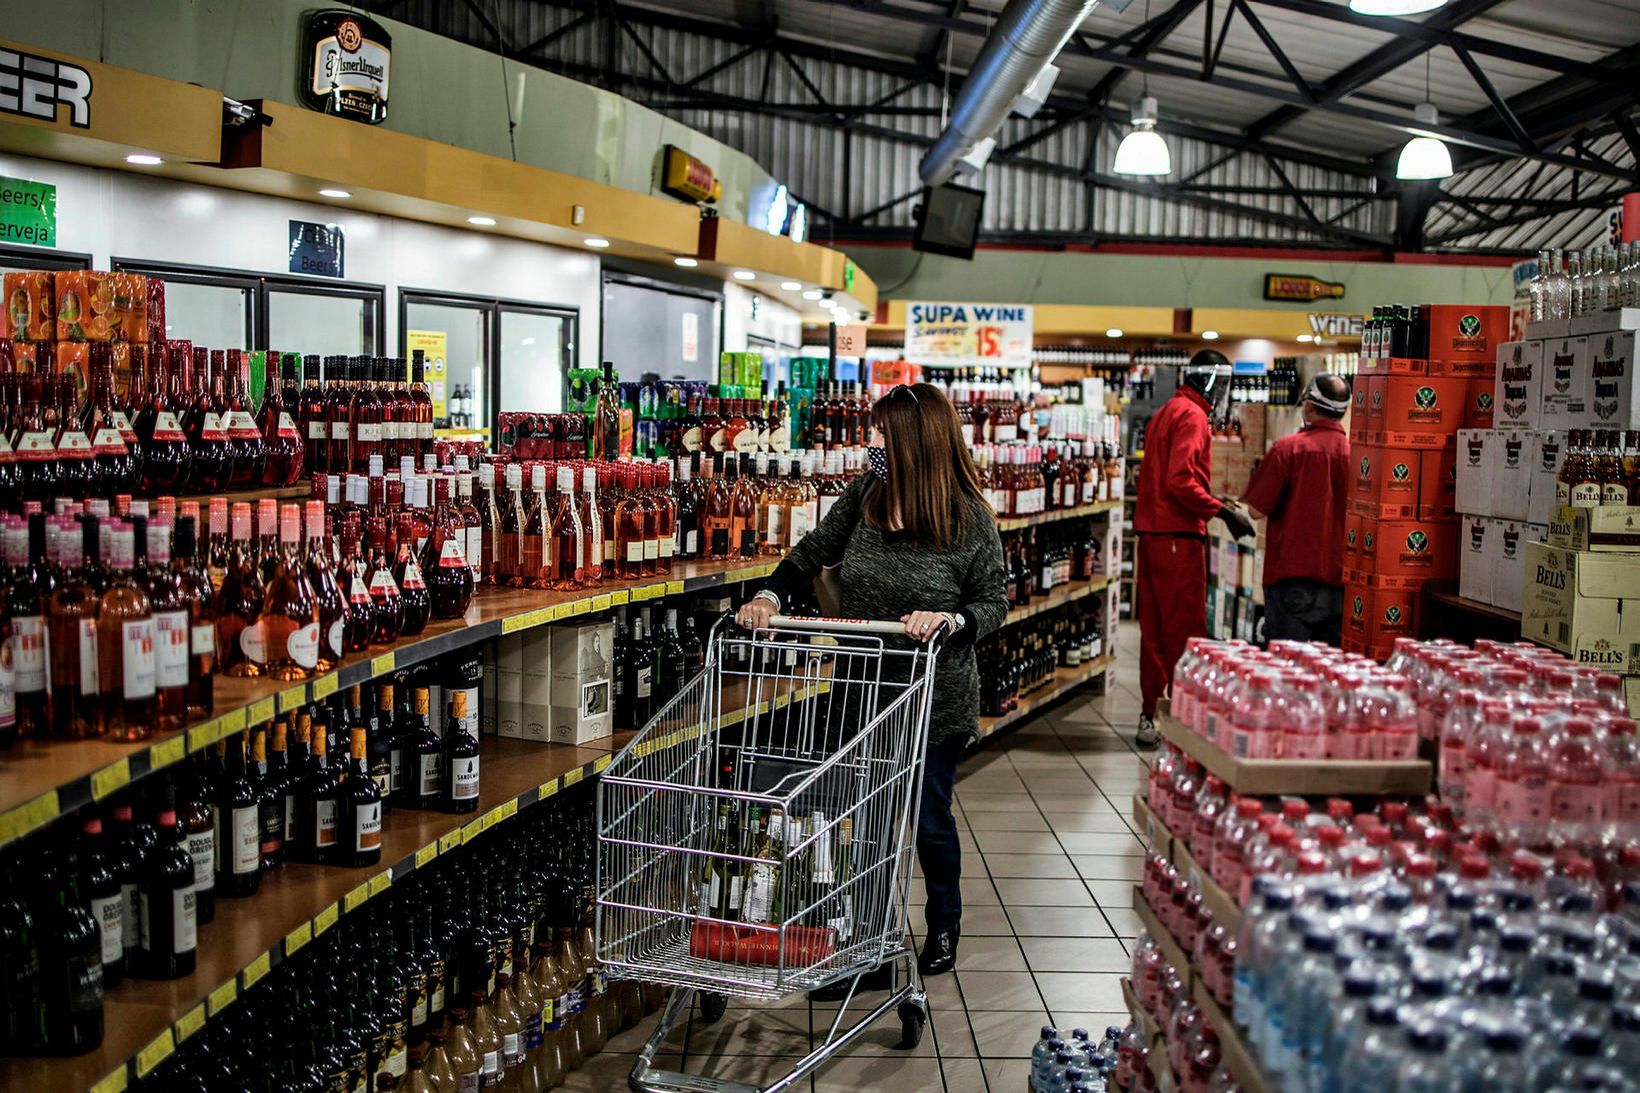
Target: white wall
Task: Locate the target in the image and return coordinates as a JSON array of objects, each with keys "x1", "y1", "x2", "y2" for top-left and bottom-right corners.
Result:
[
  {"x1": 0, "y1": 153, "x2": 602, "y2": 392},
  {"x1": 721, "y1": 282, "x2": 801, "y2": 355}
]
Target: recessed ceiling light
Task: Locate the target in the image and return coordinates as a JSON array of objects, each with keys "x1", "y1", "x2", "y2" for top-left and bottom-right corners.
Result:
[
  {"x1": 467, "y1": 216, "x2": 497, "y2": 226},
  {"x1": 803, "y1": 290, "x2": 823, "y2": 300},
  {"x1": 125, "y1": 154, "x2": 163, "y2": 166},
  {"x1": 1296, "y1": 333, "x2": 1314, "y2": 343},
  {"x1": 1201, "y1": 330, "x2": 1219, "y2": 341},
  {"x1": 584, "y1": 237, "x2": 610, "y2": 248},
  {"x1": 781, "y1": 281, "x2": 802, "y2": 291},
  {"x1": 674, "y1": 257, "x2": 699, "y2": 268},
  {"x1": 732, "y1": 270, "x2": 757, "y2": 281},
  {"x1": 319, "y1": 188, "x2": 351, "y2": 199},
  {"x1": 1105, "y1": 328, "x2": 1124, "y2": 338},
  {"x1": 1349, "y1": 0, "x2": 1445, "y2": 14}
]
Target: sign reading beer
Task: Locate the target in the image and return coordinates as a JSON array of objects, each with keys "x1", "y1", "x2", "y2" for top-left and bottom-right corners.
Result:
[
  {"x1": 659, "y1": 145, "x2": 721, "y2": 204},
  {"x1": 0, "y1": 46, "x2": 92, "y2": 129},
  {"x1": 300, "y1": 10, "x2": 392, "y2": 124},
  {"x1": 1265, "y1": 273, "x2": 1346, "y2": 303},
  {"x1": 906, "y1": 302, "x2": 1033, "y2": 368}
]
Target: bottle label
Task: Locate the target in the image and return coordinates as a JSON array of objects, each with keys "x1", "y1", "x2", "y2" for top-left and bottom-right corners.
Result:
[
  {"x1": 744, "y1": 861, "x2": 776, "y2": 922},
  {"x1": 283, "y1": 622, "x2": 320, "y2": 669},
  {"x1": 1602, "y1": 483, "x2": 1629, "y2": 506},
  {"x1": 190, "y1": 622, "x2": 215, "y2": 657},
  {"x1": 121, "y1": 618, "x2": 156, "y2": 699},
  {"x1": 260, "y1": 798, "x2": 284, "y2": 858},
  {"x1": 562, "y1": 984, "x2": 584, "y2": 1014},
  {"x1": 994, "y1": 423, "x2": 1018, "y2": 443},
  {"x1": 200, "y1": 411, "x2": 226, "y2": 442},
  {"x1": 732, "y1": 427, "x2": 759, "y2": 453},
  {"x1": 389, "y1": 746, "x2": 404, "y2": 793},
  {"x1": 369, "y1": 568, "x2": 401, "y2": 598},
  {"x1": 11, "y1": 615, "x2": 46, "y2": 693},
  {"x1": 466, "y1": 526, "x2": 484, "y2": 578},
  {"x1": 188, "y1": 827, "x2": 215, "y2": 893},
  {"x1": 308, "y1": 419, "x2": 328, "y2": 440},
  {"x1": 57, "y1": 429, "x2": 92, "y2": 453},
  {"x1": 232, "y1": 804, "x2": 260, "y2": 874},
  {"x1": 356, "y1": 422, "x2": 381, "y2": 443},
  {"x1": 152, "y1": 411, "x2": 186, "y2": 441},
  {"x1": 16, "y1": 430, "x2": 53, "y2": 459},
  {"x1": 121, "y1": 883, "x2": 138, "y2": 951},
  {"x1": 764, "y1": 506, "x2": 786, "y2": 546},
  {"x1": 284, "y1": 793, "x2": 298, "y2": 843},
  {"x1": 93, "y1": 893, "x2": 124, "y2": 965},
  {"x1": 355, "y1": 800, "x2": 383, "y2": 851},
  {"x1": 1495, "y1": 775, "x2": 1551, "y2": 824},
  {"x1": 727, "y1": 875, "x2": 744, "y2": 913},
  {"x1": 503, "y1": 1030, "x2": 523, "y2": 1064},
  {"x1": 92, "y1": 426, "x2": 127, "y2": 455},
  {"x1": 682, "y1": 426, "x2": 702, "y2": 452},
  {"x1": 350, "y1": 573, "x2": 372, "y2": 604},
  {"x1": 110, "y1": 410, "x2": 138, "y2": 443},
  {"x1": 239, "y1": 620, "x2": 268, "y2": 663},
  {"x1": 481, "y1": 1049, "x2": 502, "y2": 1081},
  {"x1": 419, "y1": 753, "x2": 443, "y2": 799},
  {"x1": 1570, "y1": 483, "x2": 1602, "y2": 507},
  {"x1": 0, "y1": 637, "x2": 11, "y2": 730},
  {"x1": 450, "y1": 755, "x2": 480, "y2": 800},
  {"x1": 635, "y1": 663, "x2": 652, "y2": 699},
  {"x1": 276, "y1": 411, "x2": 301, "y2": 439},
  {"x1": 173, "y1": 886, "x2": 197, "y2": 954},
  {"x1": 439, "y1": 536, "x2": 467, "y2": 568},
  {"x1": 153, "y1": 609, "x2": 189, "y2": 688},
  {"x1": 643, "y1": 535, "x2": 659, "y2": 562},
  {"x1": 331, "y1": 421, "x2": 350, "y2": 440},
  {"x1": 378, "y1": 1044, "x2": 407, "y2": 1080},
  {"x1": 314, "y1": 799, "x2": 338, "y2": 847}
]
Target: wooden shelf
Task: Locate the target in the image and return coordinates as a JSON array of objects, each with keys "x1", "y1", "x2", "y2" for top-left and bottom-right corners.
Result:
[
  {"x1": 0, "y1": 556, "x2": 784, "y2": 851},
  {"x1": 1155, "y1": 717, "x2": 1431, "y2": 797},
  {"x1": 1002, "y1": 575, "x2": 1110, "y2": 627},
  {"x1": 996, "y1": 499, "x2": 1122, "y2": 532},
  {"x1": 1123, "y1": 977, "x2": 1178, "y2": 1092},
  {"x1": 976, "y1": 655, "x2": 1113, "y2": 741},
  {"x1": 169, "y1": 484, "x2": 313, "y2": 508},
  {"x1": 1195, "y1": 979, "x2": 1270, "y2": 1093},
  {"x1": 1133, "y1": 795, "x2": 1241, "y2": 934}
]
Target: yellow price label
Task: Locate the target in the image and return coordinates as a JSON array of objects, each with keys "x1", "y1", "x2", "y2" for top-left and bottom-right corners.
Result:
[
  {"x1": 175, "y1": 1004, "x2": 206, "y2": 1043},
  {"x1": 284, "y1": 920, "x2": 312, "y2": 956},
  {"x1": 563, "y1": 767, "x2": 584, "y2": 788},
  {"x1": 538, "y1": 777, "x2": 559, "y2": 800},
  {"x1": 593, "y1": 754, "x2": 613, "y2": 773},
  {"x1": 415, "y1": 843, "x2": 439, "y2": 869},
  {"x1": 665, "y1": 580, "x2": 684, "y2": 596},
  {"x1": 136, "y1": 1030, "x2": 175, "y2": 1077},
  {"x1": 483, "y1": 806, "x2": 505, "y2": 831},
  {"x1": 462, "y1": 818, "x2": 483, "y2": 843},
  {"x1": 344, "y1": 882, "x2": 371, "y2": 913},
  {"x1": 499, "y1": 798, "x2": 518, "y2": 821},
  {"x1": 219, "y1": 707, "x2": 248, "y2": 735},
  {"x1": 242, "y1": 951, "x2": 271, "y2": 987},
  {"x1": 90, "y1": 1068, "x2": 128, "y2": 1093},
  {"x1": 559, "y1": 597, "x2": 588, "y2": 619},
  {"x1": 312, "y1": 673, "x2": 339, "y2": 701},
  {"x1": 187, "y1": 718, "x2": 221, "y2": 752},
  {"x1": 91, "y1": 758, "x2": 131, "y2": 801},
  {"x1": 371, "y1": 653, "x2": 396, "y2": 676},
  {"x1": 608, "y1": 588, "x2": 630, "y2": 605},
  {"x1": 439, "y1": 829, "x2": 463, "y2": 854},
  {"x1": 370, "y1": 869, "x2": 392, "y2": 896},
  {"x1": 0, "y1": 790, "x2": 60, "y2": 845},
  {"x1": 278, "y1": 685, "x2": 308, "y2": 713},
  {"x1": 502, "y1": 606, "x2": 553, "y2": 634},
  {"x1": 248, "y1": 696, "x2": 276, "y2": 725},
  {"x1": 314, "y1": 903, "x2": 339, "y2": 936},
  {"x1": 208, "y1": 978, "x2": 238, "y2": 1015},
  {"x1": 150, "y1": 734, "x2": 187, "y2": 771},
  {"x1": 590, "y1": 593, "x2": 612, "y2": 613}
]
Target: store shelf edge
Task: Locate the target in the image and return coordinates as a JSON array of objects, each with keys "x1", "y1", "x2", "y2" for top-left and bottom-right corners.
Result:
[
  {"x1": 1133, "y1": 794, "x2": 1241, "y2": 933},
  {"x1": 975, "y1": 655, "x2": 1113, "y2": 742},
  {"x1": 1154, "y1": 716, "x2": 1431, "y2": 797},
  {"x1": 994, "y1": 498, "x2": 1122, "y2": 533},
  {"x1": 1000, "y1": 575, "x2": 1111, "y2": 628}
]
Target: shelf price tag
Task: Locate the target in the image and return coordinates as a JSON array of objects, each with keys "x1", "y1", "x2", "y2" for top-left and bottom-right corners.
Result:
[
  {"x1": 187, "y1": 718, "x2": 221, "y2": 752},
  {"x1": 0, "y1": 790, "x2": 60, "y2": 845},
  {"x1": 136, "y1": 1029, "x2": 175, "y2": 1077},
  {"x1": 242, "y1": 951, "x2": 271, "y2": 987},
  {"x1": 284, "y1": 920, "x2": 312, "y2": 956},
  {"x1": 91, "y1": 758, "x2": 131, "y2": 801},
  {"x1": 590, "y1": 592, "x2": 612, "y2": 613},
  {"x1": 370, "y1": 869, "x2": 392, "y2": 896},
  {"x1": 563, "y1": 767, "x2": 584, "y2": 788},
  {"x1": 439, "y1": 829, "x2": 463, "y2": 854},
  {"x1": 537, "y1": 777, "x2": 560, "y2": 800},
  {"x1": 608, "y1": 588, "x2": 630, "y2": 605},
  {"x1": 593, "y1": 754, "x2": 612, "y2": 774},
  {"x1": 415, "y1": 842, "x2": 439, "y2": 869},
  {"x1": 344, "y1": 882, "x2": 371, "y2": 913},
  {"x1": 150, "y1": 734, "x2": 187, "y2": 771},
  {"x1": 665, "y1": 580, "x2": 684, "y2": 596},
  {"x1": 175, "y1": 1004, "x2": 206, "y2": 1043},
  {"x1": 278, "y1": 685, "x2": 308, "y2": 713},
  {"x1": 248, "y1": 697, "x2": 276, "y2": 725},
  {"x1": 90, "y1": 1068, "x2": 128, "y2": 1093},
  {"x1": 502, "y1": 607, "x2": 553, "y2": 634},
  {"x1": 461, "y1": 818, "x2": 483, "y2": 843},
  {"x1": 312, "y1": 673, "x2": 339, "y2": 701},
  {"x1": 371, "y1": 653, "x2": 396, "y2": 677},
  {"x1": 208, "y1": 978, "x2": 238, "y2": 1016},
  {"x1": 314, "y1": 902, "x2": 339, "y2": 936}
]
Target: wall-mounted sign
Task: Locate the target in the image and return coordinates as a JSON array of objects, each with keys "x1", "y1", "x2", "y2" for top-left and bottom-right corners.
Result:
[
  {"x1": 1308, "y1": 312, "x2": 1364, "y2": 339},
  {"x1": 834, "y1": 325, "x2": 868, "y2": 356},
  {"x1": 1266, "y1": 273, "x2": 1346, "y2": 303},
  {"x1": 659, "y1": 145, "x2": 721, "y2": 204},
  {"x1": 0, "y1": 176, "x2": 55, "y2": 247},
  {"x1": 0, "y1": 47, "x2": 92, "y2": 129},
  {"x1": 906, "y1": 302, "x2": 1033, "y2": 367},
  {"x1": 407, "y1": 330, "x2": 448, "y2": 420},
  {"x1": 289, "y1": 220, "x2": 344, "y2": 278},
  {"x1": 300, "y1": 10, "x2": 391, "y2": 124}
]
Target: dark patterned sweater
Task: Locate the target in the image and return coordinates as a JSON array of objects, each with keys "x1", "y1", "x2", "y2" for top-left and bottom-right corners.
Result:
[{"x1": 761, "y1": 475, "x2": 1009, "y2": 745}]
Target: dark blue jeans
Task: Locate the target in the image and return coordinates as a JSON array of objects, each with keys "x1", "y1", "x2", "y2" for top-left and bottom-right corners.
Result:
[
  {"x1": 918, "y1": 734, "x2": 968, "y2": 932},
  {"x1": 1263, "y1": 579, "x2": 1344, "y2": 646}
]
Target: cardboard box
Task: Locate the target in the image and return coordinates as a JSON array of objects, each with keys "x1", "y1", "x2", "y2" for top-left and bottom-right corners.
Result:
[
  {"x1": 1540, "y1": 336, "x2": 1590, "y2": 431},
  {"x1": 1455, "y1": 429, "x2": 1493, "y2": 516},
  {"x1": 1376, "y1": 375, "x2": 1468, "y2": 448},
  {"x1": 2, "y1": 272, "x2": 54, "y2": 341},
  {"x1": 1459, "y1": 515, "x2": 1494, "y2": 606},
  {"x1": 1489, "y1": 428, "x2": 1530, "y2": 521},
  {"x1": 481, "y1": 641, "x2": 498, "y2": 737},
  {"x1": 1464, "y1": 378, "x2": 1496, "y2": 430},
  {"x1": 1361, "y1": 374, "x2": 1385, "y2": 438},
  {"x1": 1345, "y1": 583, "x2": 1418, "y2": 647},
  {"x1": 1588, "y1": 330, "x2": 1639, "y2": 431},
  {"x1": 1548, "y1": 505, "x2": 1640, "y2": 553},
  {"x1": 1493, "y1": 519, "x2": 1529, "y2": 614},
  {"x1": 1420, "y1": 446, "x2": 1456, "y2": 518},
  {"x1": 1524, "y1": 430, "x2": 1567, "y2": 527},
  {"x1": 549, "y1": 620, "x2": 614, "y2": 745},
  {"x1": 495, "y1": 634, "x2": 526, "y2": 740},
  {"x1": 1427, "y1": 304, "x2": 1509, "y2": 367},
  {"x1": 53, "y1": 271, "x2": 117, "y2": 342},
  {"x1": 1344, "y1": 509, "x2": 1362, "y2": 567},
  {"x1": 1350, "y1": 377, "x2": 1374, "y2": 443},
  {"x1": 1522, "y1": 541, "x2": 1640, "y2": 660},
  {"x1": 1349, "y1": 443, "x2": 1422, "y2": 518},
  {"x1": 1494, "y1": 341, "x2": 1545, "y2": 431},
  {"x1": 1356, "y1": 516, "x2": 1457, "y2": 589}
]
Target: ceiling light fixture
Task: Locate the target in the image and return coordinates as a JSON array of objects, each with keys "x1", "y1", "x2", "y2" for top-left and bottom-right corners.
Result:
[
  {"x1": 584, "y1": 237, "x2": 611, "y2": 248},
  {"x1": 1349, "y1": 0, "x2": 1446, "y2": 14},
  {"x1": 1106, "y1": 328, "x2": 1124, "y2": 338},
  {"x1": 1296, "y1": 333, "x2": 1314, "y2": 343},
  {"x1": 1113, "y1": 97, "x2": 1171, "y2": 176},
  {"x1": 125, "y1": 154, "x2": 163, "y2": 166},
  {"x1": 802, "y1": 290, "x2": 823, "y2": 300},
  {"x1": 1397, "y1": 103, "x2": 1454, "y2": 180},
  {"x1": 1201, "y1": 330, "x2": 1220, "y2": 341},
  {"x1": 318, "y1": 188, "x2": 351, "y2": 198},
  {"x1": 732, "y1": 270, "x2": 757, "y2": 281},
  {"x1": 674, "y1": 256, "x2": 699, "y2": 268},
  {"x1": 781, "y1": 281, "x2": 803, "y2": 291},
  {"x1": 467, "y1": 216, "x2": 497, "y2": 226}
]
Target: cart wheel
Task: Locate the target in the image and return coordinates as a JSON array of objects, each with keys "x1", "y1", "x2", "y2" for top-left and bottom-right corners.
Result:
[
  {"x1": 896, "y1": 1000, "x2": 926, "y2": 1050},
  {"x1": 698, "y1": 991, "x2": 728, "y2": 1024}
]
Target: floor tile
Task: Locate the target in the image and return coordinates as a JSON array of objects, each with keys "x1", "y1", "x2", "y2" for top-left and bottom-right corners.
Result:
[
  {"x1": 813, "y1": 1053, "x2": 946, "y2": 1091},
  {"x1": 1045, "y1": 813, "x2": 1136, "y2": 834},
  {"x1": 1033, "y1": 972, "x2": 1128, "y2": 1016},
  {"x1": 981, "y1": 853, "x2": 1078, "y2": 879},
  {"x1": 1029, "y1": 794, "x2": 1118, "y2": 816},
  {"x1": 1072, "y1": 855, "x2": 1145, "y2": 883},
  {"x1": 941, "y1": 1056, "x2": 990, "y2": 1090},
  {"x1": 968, "y1": 1009, "x2": 1054, "y2": 1057},
  {"x1": 993, "y1": 877, "x2": 1096, "y2": 908},
  {"x1": 956, "y1": 792, "x2": 1044, "y2": 813},
  {"x1": 557, "y1": 1053, "x2": 682, "y2": 1091},
  {"x1": 972, "y1": 830, "x2": 1066, "y2": 854},
  {"x1": 1081, "y1": 880, "x2": 1138, "y2": 906},
  {"x1": 1006, "y1": 906, "x2": 1116, "y2": 937},
  {"x1": 963, "y1": 810, "x2": 1051, "y2": 832},
  {"x1": 955, "y1": 935, "x2": 1028, "y2": 972},
  {"x1": 982, "y1": 1056, "x2": 1030, "y2": 1089},
  {"x1": 678, "y1": 1005, "x2": 813, "y2": 1057},
  {"x1": 1098, "y1": 907, "x2": 1146, "y2": 937},
  {"x1": 961, "y1": 877, "x2": 1002, "y2": 905},
  {"x1": 956, "y1": 905, "x2": 1015, "y2": 935},
  {"x1": 954, "y1": 971, "x2": 1043, "y2": 1011},
  {"x1": 1018, "y1": 936, "x2": 1133, "y2": 974},
  {"x1": 1054, "y1": 831, "x2": 1145, "y2": 855}
]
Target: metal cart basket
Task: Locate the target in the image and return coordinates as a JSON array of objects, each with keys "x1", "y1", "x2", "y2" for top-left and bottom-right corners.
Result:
[{"x1": 596, "y1": 615, "x2": 945, "y2": 1093}]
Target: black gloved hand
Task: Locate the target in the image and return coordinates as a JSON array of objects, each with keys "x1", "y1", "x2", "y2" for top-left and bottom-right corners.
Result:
[{"x1": 1217, "y1": 504, "x2": 1255, "y2": 541}]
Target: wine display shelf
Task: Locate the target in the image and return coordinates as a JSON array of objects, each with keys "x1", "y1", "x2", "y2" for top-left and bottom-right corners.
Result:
[
  {"x1": 1003, "y1": 575, "x2": 1110, "y2": 628},
  {"x1": 995, "y1": 498, "x2": 1121, "y2": 533},
  {"x1": 0, "y1": 556, "x2": 782, "y2": 851},
  {"x1": 1131, "y1": 795, "x2": 1241, "y2": 933},
  {"x1": 1154, "y1": 717, "x2": 1432, "y2": 798},
  {"x1": 1122, "y1": 976, "x2": 1179, "y2": 1093},
  {"x1": 2, "y1": 673, "x2": 828, "y2": 1093},
  {"x1": 169, "y1": 484, "x2": 312, "y2": 508},
  {"x1": 976, "y1": 655, "x2": 1114, "y2": 742},
  {"x1": 1133, "y1": 887, "x2": 1272, "y2": 1093}
]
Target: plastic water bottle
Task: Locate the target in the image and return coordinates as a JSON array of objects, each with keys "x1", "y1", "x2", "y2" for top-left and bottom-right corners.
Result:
[
  {"x1": 1043, "y1": 1055, "x2": 1079, "y2": 1093},
  {"x1": 1029, "y1": 1028, "x2": 1060, "y2": 1092}
]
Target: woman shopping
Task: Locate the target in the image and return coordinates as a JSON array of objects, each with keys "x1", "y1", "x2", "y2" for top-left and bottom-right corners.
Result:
[{"x1": 736, "y1": 382, "x2": 1008, "y2": 980}]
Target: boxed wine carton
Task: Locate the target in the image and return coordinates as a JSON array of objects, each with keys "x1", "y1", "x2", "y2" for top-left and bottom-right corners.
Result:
[
  {"x1": 1492, "y1": 519, "x2": 1533, "y2": 615},
  {"x1": 1521, "y1": 541, "x2": 1640, "y2": 662},
  {"x1": 549, "y1": 620, "x2": 614, "y2": 745},
  {"x1": 1588, "y1": 330, "x2": 1639, "y2": 431},
  {"x1": 1547, "y1": 505, "x2": 1640, "y2": 553},
  {"x1": 1494, "y1": 341, "x2": 1545, "y2": 431},
  {"x1": 495, "y1": 633, "x2": 528, "y2": 740}
]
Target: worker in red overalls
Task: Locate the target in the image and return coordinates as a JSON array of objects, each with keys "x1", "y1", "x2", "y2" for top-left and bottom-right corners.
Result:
[{"x1": 1133, "y1": 351, "x2": 1254, "y2": 747}]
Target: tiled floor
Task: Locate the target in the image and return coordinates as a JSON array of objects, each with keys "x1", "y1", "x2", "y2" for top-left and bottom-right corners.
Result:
[{"x1": 567, "y1": 628, "x2": 1153, "y2": 1092}]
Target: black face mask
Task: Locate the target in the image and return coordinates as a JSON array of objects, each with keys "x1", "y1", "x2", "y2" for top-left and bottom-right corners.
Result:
[{"x1": 866, "y1": 445, "x2": 888, "y2": 481}]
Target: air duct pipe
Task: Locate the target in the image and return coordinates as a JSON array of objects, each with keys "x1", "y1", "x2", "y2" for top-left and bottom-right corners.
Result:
[{"x1": 917, "y1": 0, "x2": 1107, "y2": 187}]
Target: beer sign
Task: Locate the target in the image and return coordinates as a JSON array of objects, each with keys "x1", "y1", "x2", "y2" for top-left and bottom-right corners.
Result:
[{"x1": 300, "y1": 10, "x2": 392, "y2": 124}]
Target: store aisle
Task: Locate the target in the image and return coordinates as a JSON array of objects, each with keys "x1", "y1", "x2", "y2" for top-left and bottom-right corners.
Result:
[{"x1": 569, "y1": 629, "x2": 1153, "y2": 1092}]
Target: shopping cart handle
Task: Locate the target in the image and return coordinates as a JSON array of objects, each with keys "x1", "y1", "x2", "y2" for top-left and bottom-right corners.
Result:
[{"x1": 769, "y1": 614, "x2": 947, "y2": 640}]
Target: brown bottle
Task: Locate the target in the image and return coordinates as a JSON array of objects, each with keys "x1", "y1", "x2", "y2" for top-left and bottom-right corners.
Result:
[
  {"x1": 259, "y1": 504, "x2": 319, "y2": 681},
  {"x1": 443, "y1": 1009, "x2": 482, "y2": 1093},
  {"x1": 528, "y1": 944, "x2": 569, "y2": 1087},
  {"x1": 403, "y1": 1040, "x2": 437, "y2": 1093},
  {"x1": 552, "y1": 929, "x2": 588, "y2": 1070},
  {"x1": 491, "y1": 975, "x2": 526, "y2": 1087},
  {"x1": 423, "y1": 474, "x2": 475, "y2": 618},
  {"x1": 506, "y1": 962, "x2": 546, "y2": 1093},
  {"x1": 304, "y1": 501, "x2": 345, "y2": 672},
  {"x1": 98, "y1": 520, "x2": 157, "y2": 742},
  {"x1": 144, "y1": 520, "x2": 189, "y2": 732},
  {"x1": 47, "y1": 514, "x2": 104, "y2": 739},
  {"x1": 466, "y1": 990, "x2": 504, "y2": 1089},
  {"x1": 218, "y1": 503, "x2": 264, "y2": 677},
  {"x1": 423, "y1": 1023, "x2": 460, "y2": 1093},
  {"x1": 574, "y1": 924, "x2": 609, "y2": 1055}
]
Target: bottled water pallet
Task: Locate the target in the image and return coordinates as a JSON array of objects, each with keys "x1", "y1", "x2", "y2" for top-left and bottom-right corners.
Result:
[
  {"x1": 1131, "y1": 795, "x2": 1241, "y2": 933},
  {"x1": 1156, "y1": 716, "x2": 1431, "y2": 797},
  {"x1": 1122, "y1": 976, "x2": 1180, "y2": 1093}
]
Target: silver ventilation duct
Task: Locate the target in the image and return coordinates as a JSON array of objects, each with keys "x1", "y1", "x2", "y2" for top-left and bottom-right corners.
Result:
[{"x1": 917, "y1": 0, "x2": 1110, "y2": 187}]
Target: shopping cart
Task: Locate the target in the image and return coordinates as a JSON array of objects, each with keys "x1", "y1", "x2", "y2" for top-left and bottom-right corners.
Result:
[{"x1": 596, "y1": 614, "x2": 945, "y2": 1093}]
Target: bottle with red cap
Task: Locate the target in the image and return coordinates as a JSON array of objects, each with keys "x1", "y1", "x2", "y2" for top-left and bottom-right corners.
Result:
[{"x1": 259, "y1": 503, "x2": 319, "y2": 682}]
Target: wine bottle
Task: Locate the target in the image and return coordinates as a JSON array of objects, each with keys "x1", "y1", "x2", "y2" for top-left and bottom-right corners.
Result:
[
  {"x1": 214, "y1": 731, "x2": 262, "y2": 898},
  {"x1": 444, "y1": 690, "x2": 480, "y2": 814},
  {"x1": 338, "y1": 725, "x2": 384, "y2": 868},
  {"x1": 136, "y1": 786, "x2": 198, "y2": 980},
  {"x1": 406, "y1": 687, "x2": 443, "y2": 810}
]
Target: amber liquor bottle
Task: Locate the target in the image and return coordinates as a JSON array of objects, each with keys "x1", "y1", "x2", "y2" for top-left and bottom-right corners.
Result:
[
  {"x1": 47, "y1": 515, "x2": 103, "y2": 739},
  {"x1": 520, "y1": 464, "x2": 546, "y2": 589},
  {"x1": 145, "y1": 520, "x2": 190, "y2": 732},
  {"x1": 424, "y1": 475, "x2": 475, "y2": 618},
  {"x1": 261, "y1": 503, "x2": 320, "y2": 681},
  {"x1": 543, "y1": 465, "x2": 584, "y2": 591},
  {"x1": 218, "y1": 502, "x2": 266, "y2": 678},
  {"x1": 297, "y1": 719, "x2": 344, "y2": 864},
  {"x1": 338, "y1": 725, "x2": 384, "y2": 867},
  {"x1": 305, "y1": 501, "x2": 346, "y2": 672},
  {"x1": 98, "y1": 521, "x2": 157, "y2": 742},
  {"x1": 6, "y1": 515, "x2": 50, "y2": 738},
  {"x1": 405, "y1": 686, "x2": 443, "y2": 810}
]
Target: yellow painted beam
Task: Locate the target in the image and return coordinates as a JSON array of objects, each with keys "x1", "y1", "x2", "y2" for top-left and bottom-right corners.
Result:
[
  {"x1": 884, "y1": 300, "x2": 1175, "y2": 337},
  {"x1": 1192, "y1": 307, "x2": 1364, "y2": 341}
]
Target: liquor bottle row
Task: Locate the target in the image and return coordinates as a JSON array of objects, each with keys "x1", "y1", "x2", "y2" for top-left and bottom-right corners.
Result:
[
  {"x1": 1034, "y1": 346, "x2": 1133, "y2": 368},
  {"x1": 294, "y1": 352, "x2": 438, "y2": 476},
  {"x1": 1362, "y1": 305, "x2": 1434, "y2": 362},
  {"x1": 1001, "y1": 517, "x2": 1105, "y2": 608},
  {"x1": 611, "y1": 605, "x2": 704, "y2": 734},
  {"x1": 696, "y1": 797, "x2": 857, "y2": 940},
  {"x1": 916, "y1": 371, "x2": 1026, "y2": 446},
  {"x1": 1529, "y1": 243, "x2": 1640, "y2": 323},
  {"x1": 1556, "y1": 429, "x2": 1640, "y2": 507},
  {"x1": 978, "y1": 604, "x2": 1106, "y2": 718},
  {"x1": 973, "y1": 442, "x2": 1124, "y2": 517},
  {"x1": 1226, "y1": 373, "x2": 1293, "y2": 407}
]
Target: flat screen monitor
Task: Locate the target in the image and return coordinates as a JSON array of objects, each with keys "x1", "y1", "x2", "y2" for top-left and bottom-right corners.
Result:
[{"x1": 913, "y1": 182, "x2": 985, "y2": 260}]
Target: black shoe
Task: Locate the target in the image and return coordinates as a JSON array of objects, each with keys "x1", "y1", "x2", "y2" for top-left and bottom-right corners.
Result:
[
  {"x1": 809, "y1": 965, "x2": 893, "y2": 1002},
  {"x1": 917, "y1": 925, "x2": 960, "y2": 977}
]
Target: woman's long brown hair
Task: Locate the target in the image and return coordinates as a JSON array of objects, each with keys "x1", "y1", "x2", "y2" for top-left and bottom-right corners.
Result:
[{"x1": 861, "y1": 382, "x2": 990, "y2": 550}]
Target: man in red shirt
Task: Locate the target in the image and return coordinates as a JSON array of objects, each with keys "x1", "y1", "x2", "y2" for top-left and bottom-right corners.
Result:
[
  {"x1": 1133, "y1": 353, "x2": 1254, "y2": 747},
  {"x1": 1242, "y1": 373, "x2": 1353, "y2": 645}
]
